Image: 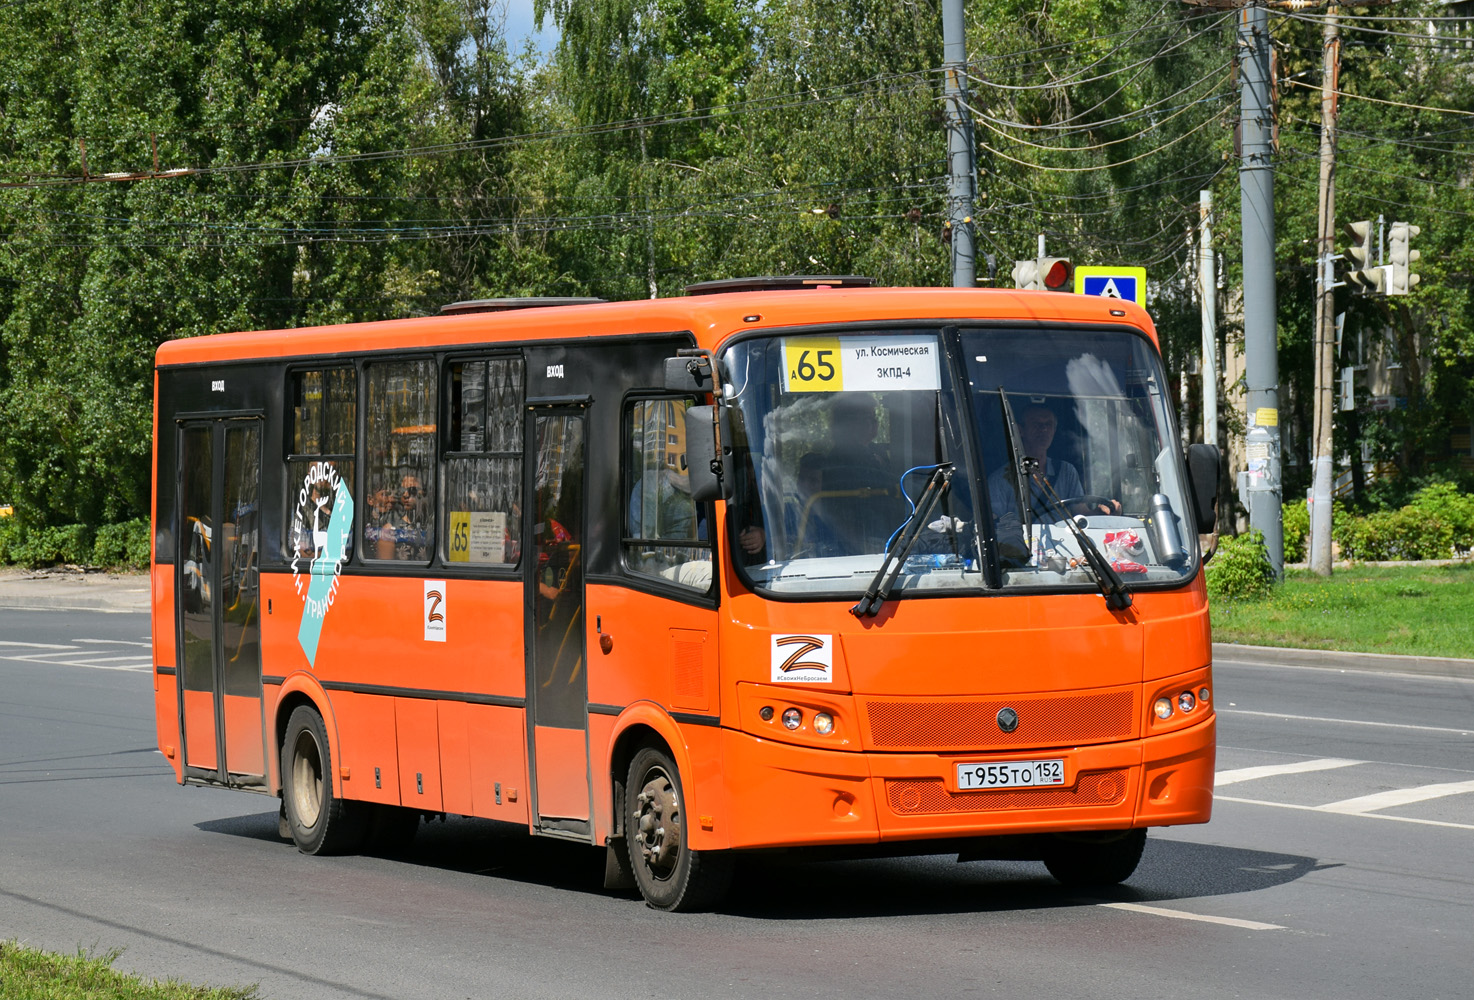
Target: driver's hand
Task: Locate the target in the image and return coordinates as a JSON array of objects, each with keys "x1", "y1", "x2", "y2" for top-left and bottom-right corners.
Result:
[{"x1": 739, "y1": 526, "x2": 765, "y2": 554}]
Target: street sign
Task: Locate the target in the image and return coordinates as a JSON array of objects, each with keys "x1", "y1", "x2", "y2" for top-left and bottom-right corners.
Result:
[
  {"x1": 1074, "y1": 266, "x2": 1148, "y2": 306},
  {"x1": 1075, "y1": 266, "x2": 1146, "y2": 304}
]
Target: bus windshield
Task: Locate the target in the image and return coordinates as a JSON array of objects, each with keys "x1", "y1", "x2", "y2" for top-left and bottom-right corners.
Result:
[{"x1": 722, "y1": 326, "x2": 1198, "y2": 597}]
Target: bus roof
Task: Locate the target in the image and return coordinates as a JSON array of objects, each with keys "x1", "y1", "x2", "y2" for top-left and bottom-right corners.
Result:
[{"x1": 153, "y1": 286, "x2": 1158, "y2": 368}]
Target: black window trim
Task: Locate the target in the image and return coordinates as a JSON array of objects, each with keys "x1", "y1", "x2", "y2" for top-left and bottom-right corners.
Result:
[{"x1": 618, "y1": 389, "x2": 717, "y2": 601}]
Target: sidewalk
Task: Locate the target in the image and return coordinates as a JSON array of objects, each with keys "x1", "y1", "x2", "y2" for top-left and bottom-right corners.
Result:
[{"x1": 0, "y1": 567, "x2": 149, "y2": 612}]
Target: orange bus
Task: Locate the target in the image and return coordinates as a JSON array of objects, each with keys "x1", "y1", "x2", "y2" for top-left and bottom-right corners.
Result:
[{"x1": 151, "y1": 277, "x2": 1220, "y2": 911}]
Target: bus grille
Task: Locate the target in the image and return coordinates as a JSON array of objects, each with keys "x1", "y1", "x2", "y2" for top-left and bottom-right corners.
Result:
[
  {"x1": 862, "y1": 690, "x2": 1135, "y2": 752},
  {"x1": 885, "y1": 769, "x2": 1128, "y2": 816}
]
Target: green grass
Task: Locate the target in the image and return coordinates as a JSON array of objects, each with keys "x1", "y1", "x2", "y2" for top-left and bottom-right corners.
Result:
[
  {"x1": 0, "y1": 942, "x2": 256, "y2": 1000},
  {"x1": 1210, "y1": 562, "x2": 1474, "y2": 660}
]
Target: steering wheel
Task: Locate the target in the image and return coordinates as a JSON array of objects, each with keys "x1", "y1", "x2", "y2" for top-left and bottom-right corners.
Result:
[{"x1": 1061, "y1": 495, "x2": 1116, "y2": 513}]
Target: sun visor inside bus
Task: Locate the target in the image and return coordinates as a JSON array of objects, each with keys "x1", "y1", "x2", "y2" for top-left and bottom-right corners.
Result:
[{"x1": 684, "y1": 405, "x2": 732, "y2": 502}]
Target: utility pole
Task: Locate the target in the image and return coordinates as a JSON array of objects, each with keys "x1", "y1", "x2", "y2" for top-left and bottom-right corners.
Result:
[
  {"x1": 1199, "y1": 190, "x2": 1218, "y2": 454},
  {"x1": 1238, "y1": 3, "x2": 1284, "y2": 577},
  {"x1": 1310, "y1": 7, "x2": 1340, "y2": 575},
  {"x1": 942, "y1": 0, "x2": 976, "y2": 287}
]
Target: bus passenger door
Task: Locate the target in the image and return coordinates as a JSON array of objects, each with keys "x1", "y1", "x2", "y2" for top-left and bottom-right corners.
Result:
[
  {"x1": 525, "y1": 406, "x2": 592, "y2": 836},
  {"x1": 176, "y1": 418, "x2": 266, "y2": 787}
]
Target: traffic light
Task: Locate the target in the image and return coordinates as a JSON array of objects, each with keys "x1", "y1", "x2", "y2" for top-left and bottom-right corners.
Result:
[
  {"x1": 1037, "y1": 256, "x2": 1073, "y2": 291},
  {"x1": 1011, "y1": 258, "x2": 1041, "y2": 290},
  {"x1": 1346, "y1": 265, "x2": 1387, "y2": 295},
  {"x1": 1387, "y1": 221, "x2": 1421, "y2": 295},
  {"x1": 1012, "y1": 257, "x2": 1072, "y2": 291},
  {"x1": 1342, "y1": 219, "x2": 1387, "y2": 295}
]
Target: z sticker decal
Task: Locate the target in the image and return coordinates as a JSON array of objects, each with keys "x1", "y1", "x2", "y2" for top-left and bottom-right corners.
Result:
[
  {"x1": 771, "y1": 634, "x2": 833, "y2": 684},
  {"x1": 424, "y1": 580, "x2": 447, "y2": 642}
]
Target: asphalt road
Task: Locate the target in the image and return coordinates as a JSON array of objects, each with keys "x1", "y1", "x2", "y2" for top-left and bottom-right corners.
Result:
[{"x1": 2, "y1": 606, "x2": 1472, "y2": 999}]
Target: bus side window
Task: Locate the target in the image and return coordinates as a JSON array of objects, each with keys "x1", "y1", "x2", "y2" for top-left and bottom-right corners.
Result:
[
  {"x1": 285, "y1": 368, "x2": 356, "y2": 564},
  {"x1": 443, "y1": 356, "x2": 524, "y2": 567},
  {"x1": 365, "y1": 359, "x2": 437, "y2": 562},
  {"x1": 623, "y1": 397, "x2": 711, "y2": 591}
]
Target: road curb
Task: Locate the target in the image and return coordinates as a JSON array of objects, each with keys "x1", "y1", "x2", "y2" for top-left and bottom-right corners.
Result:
[{"x1": 1213, "y1": 641, "x2": 1474, "y2": 678}]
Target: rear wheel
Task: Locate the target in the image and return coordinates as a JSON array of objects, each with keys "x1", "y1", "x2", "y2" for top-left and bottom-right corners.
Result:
[
  {"x1": 1042, "y1": 828, "x2": 1146, "y2": 887},
  {"x1": 280, "y1": 705, "x2": 366, "y2": 855},
  {"x1": 625, "y1": 746, "x2": 732, "y2": 911}
]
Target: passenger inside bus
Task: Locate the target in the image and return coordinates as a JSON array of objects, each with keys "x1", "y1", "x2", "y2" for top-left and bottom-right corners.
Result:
[{"x1": 373, "y1": 473, "x2": 430, "y2": 560}]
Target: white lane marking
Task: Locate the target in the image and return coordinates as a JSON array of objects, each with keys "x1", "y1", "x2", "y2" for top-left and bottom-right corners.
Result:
[
  {"x1": 0, "y1": 640, "x2": 75, "y2": 649},
  {"x1": 1318, "y1": 779, "x2": 1474, "y2": 815},
  {"x1": 1215, "y1": 758, "x2": 1363, "y2": 787},
  {"x1": 75, "y1": 638, "x2": 151, "y2": 647},
  {"x1": 0, "y1": 652, "x2": 153, "y2": 672},
  {"x1": 0, "y1": 605, "x2": 135, "y2": 614},
  {"x1": 1217, "y1": 795, "x2": 1474, "y2": 831},
  {"x1": 1100, "y1": 902, "x2": 1285, "y2": 931},
  {"x1": 1219, "y1": 708, "x2": 1474, "y2": 737},
  {"x1": 57, "y1": 654, "x2": 152, "y2": 664}
]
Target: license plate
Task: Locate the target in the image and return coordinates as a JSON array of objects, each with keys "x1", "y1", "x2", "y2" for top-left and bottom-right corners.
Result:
[{"x1": 955, "y1": 758, "x2": 1065, "y2": 791}]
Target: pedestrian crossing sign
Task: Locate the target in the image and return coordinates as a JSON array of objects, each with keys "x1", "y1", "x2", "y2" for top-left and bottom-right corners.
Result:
[{"x1": 1074, "y1": 266, "x2": 1147, "y2": 306}]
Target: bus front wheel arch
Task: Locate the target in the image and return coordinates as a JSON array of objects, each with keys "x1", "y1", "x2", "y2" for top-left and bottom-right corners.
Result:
[{"x1": 623, "y1": 745, "x2": 733, "y2": 911}]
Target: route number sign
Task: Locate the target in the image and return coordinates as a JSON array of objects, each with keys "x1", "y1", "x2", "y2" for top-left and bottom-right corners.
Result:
[{"x1": 782, "y1": 335, "x2": 940, "y2": 393}]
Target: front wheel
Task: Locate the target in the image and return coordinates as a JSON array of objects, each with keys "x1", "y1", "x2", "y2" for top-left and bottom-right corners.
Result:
[
  {"x1": 280, "y1": 705, "x2": 366, "y2": 855},
  {"x1": 625, "y1": 746, "x2": 733, "y2": 911},
  {"x1": 1042, "y1": 828, "x2": 1146, "y2": 887}
]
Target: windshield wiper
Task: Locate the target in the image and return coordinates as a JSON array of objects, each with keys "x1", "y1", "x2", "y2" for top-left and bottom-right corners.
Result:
[
  {"x1": 851, "y1": 464, "x2": 953, "y2": 618},
  {"x1": 1027, "y1": 458, "x2": 1133, "y2": 611},
  {"x1": 997, "y1": 390, "x2": 1032, "y2": 540},
  {"x1": 995, "y1": 388, "x2": 1131, "y2": 612}
]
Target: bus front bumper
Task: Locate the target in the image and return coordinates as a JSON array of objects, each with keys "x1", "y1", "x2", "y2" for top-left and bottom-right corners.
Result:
[{"x1": 715, "y1": 714, "x2": 1214, "y2": 851}]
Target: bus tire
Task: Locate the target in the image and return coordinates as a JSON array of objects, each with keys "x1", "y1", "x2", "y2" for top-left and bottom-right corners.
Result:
[
  {"x1": 625, "y1": 746, "x2": 732, "y2": 911},
  {"x1": 1042, "y1": 828, "x2": 1146, "y2": 886},
  {"x1": 281, "y1": 705, "x2": 366, "y2": 856}
]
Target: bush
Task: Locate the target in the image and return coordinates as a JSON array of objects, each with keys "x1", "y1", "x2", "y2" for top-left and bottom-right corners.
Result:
[
  {"x1": 1336, "y1": 505, "x2": 1452, "y2": 561},
  {"x1": 0, "y1": 517, "x2": 21, "y2": 564},
  {"x1": 1282, "y1": 499, "x2": 1309, "y2": 563},
  {"x1": 1407, "y1": 482, "x2": 1474, "y2": 555},
  {"x1": 92, "y1": 518, "x2": 151, "y2": 569},
  {"x1": 1207, "y1": 529, "x2": 1276, "y2": 602},
  {"x1": 14, "y1": 523, "x2": 94, "y2": 568}
]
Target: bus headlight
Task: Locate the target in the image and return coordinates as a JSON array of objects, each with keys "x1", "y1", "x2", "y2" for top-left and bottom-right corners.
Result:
[
  {"x1": 1153, "y1": 697, "x2": 1174, "y2": 720},
  {"x1": 782, "y1": 708, "x2": 803, "y2": 730},
  {"x1": 813, "y1": 712, "x2": 834, "y2": 736},
  {"x1": 1178, "y1": 691, "x2": 1196, "y2": 712}
]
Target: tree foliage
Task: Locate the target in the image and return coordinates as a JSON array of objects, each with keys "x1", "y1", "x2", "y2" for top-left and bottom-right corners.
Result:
[{"x1": 1, "y1": 0, "x2": 1470, "y2": 538}]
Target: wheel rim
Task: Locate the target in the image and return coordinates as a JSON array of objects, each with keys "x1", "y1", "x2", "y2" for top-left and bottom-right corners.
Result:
[
  {"x1": 632, "y1": 765, "x2": 682, "y2": 882},
  {"x1": 290, "y1": 729, "x2": 324, "y2": 829}
]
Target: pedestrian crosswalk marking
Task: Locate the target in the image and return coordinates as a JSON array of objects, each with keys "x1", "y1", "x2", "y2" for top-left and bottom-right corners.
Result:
[
  {"x1": 1215, "y1": 758, "x2": 1362, "y2": 787},
  {"x1": 1317, "y1": 779, "x2": 1474, "y2": 815},
  {"x1": 1216, "y1": 795, "x2": 1474, "y2": 832}
]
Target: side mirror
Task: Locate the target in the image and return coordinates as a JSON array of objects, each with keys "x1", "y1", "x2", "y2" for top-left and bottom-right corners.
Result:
[
  {"x1": 684, "y1": 405, "x2": 732, "y2": 501},
  {"x1": 1185, "y1": 442, "x2": 1219, "y2": 535},
  {"x1": 664, "y1": 356, "x2": 711, "y2": 393}
]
